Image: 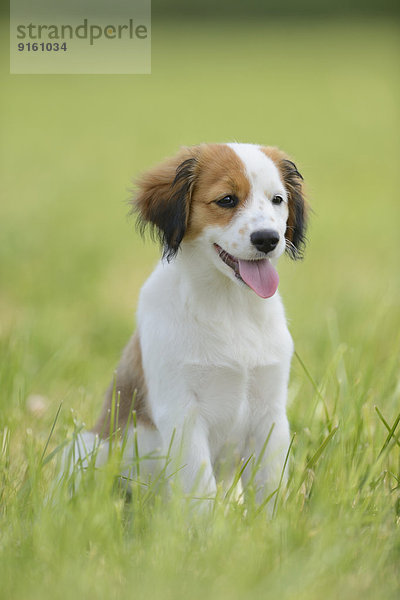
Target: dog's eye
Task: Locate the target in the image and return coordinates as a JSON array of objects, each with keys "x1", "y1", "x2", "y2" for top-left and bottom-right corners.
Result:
[
  {"x1": 272, "y1": 195, "x2": 284, "y2": 205},
  {"x1": 216, "y1": 195, "x2": 238, "y2": 208}
]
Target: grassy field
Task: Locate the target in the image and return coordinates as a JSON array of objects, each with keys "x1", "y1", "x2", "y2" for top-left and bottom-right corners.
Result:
[{"x1": 1, "y1": 17, "x2": 399, "y2": 600}]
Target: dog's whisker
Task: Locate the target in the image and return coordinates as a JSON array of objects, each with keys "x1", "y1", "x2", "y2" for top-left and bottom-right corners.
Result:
[{"x1": 285, "y1": 238, "x2": 299, "y2": 258}]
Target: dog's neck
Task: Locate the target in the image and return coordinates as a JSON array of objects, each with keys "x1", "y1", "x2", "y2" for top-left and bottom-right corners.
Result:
[{"x1": 166, "y1": 241, "x2": 281, "y2": 324}]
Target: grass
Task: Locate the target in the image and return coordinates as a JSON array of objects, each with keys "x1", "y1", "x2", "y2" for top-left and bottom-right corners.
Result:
[{"x1": 1, "y1": 16, "x2": 399, "y2": 600}]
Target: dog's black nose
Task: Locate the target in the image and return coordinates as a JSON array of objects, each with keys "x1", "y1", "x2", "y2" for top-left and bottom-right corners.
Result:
[{"x1": 250, "y1": 229, "x2": 280, "y2": 254}]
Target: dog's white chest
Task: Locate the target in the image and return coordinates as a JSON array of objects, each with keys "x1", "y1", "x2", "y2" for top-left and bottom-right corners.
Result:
[
  {"x1": 138, "y1": 261, "x2": 293, "y2": 459},
  {"x1": 181, "y1": 360, "x2": 288, "y2": 459},
  {"x1": 183, "y1": 363, "x2": 247, "y2": 416},
  {"x1": 182, "y1": 363, "x2": 249, "y2": 454}
]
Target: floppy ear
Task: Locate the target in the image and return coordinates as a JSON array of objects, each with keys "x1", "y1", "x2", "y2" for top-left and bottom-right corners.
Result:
[
  {"x1": 279, "y1": 158, "x2": 308, "y2": 259},
  {"x1": 262, "y1": 147, "x2": 308, "y2": 259},
  {"x1": 133, "y1": 148, "x2": 198, "y2": 260}
]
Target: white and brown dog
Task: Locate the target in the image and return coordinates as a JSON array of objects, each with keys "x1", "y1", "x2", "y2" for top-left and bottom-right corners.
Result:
[{"x1": 68, "y1": 143, "x2": 308, "y2": 504}]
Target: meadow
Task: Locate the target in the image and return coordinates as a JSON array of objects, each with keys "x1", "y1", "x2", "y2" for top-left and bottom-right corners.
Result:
[{"x1": 1, "y1": 17, "x2": 399, "y2": 600}]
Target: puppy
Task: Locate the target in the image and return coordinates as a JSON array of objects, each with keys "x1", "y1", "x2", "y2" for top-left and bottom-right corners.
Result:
[{"x1": 68, "y1": 143, "x2": 307, "y2": 504}]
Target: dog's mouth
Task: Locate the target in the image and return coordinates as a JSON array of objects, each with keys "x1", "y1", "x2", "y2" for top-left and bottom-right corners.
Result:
[{"x1": 214, "y1": 244, "x2": 279, "y2": 299}]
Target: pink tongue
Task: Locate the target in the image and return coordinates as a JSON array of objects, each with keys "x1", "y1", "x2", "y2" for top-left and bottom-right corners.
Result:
[{"x1": 238, "y1": 259, "x2": 279, "y2": 298}]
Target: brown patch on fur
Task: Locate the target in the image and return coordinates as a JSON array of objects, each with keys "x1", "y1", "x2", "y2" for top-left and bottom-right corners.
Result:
[
  {"x1": 134, "y1": 146, "x2": 199, "y2": 260},
  {"x1": 92, "y1": 332, "x2": 155, "y2": 438},
  {"x1": 185, "y1": 144, "x2": 251, "y2": 239},
  {"x1": 134, "y1": 144, "x2": 251, "y2": 254},
  {"x1": 260, "y1": 146, "x2": 308, "y2": 257},
  {"x1": 135, "y1": 149, "x2": 195, "y2": 217}
]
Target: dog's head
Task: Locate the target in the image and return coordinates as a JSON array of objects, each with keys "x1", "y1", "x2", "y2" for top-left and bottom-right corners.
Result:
[{"x1": 134, "y1": 143, "x2": 308, "y2": 298}]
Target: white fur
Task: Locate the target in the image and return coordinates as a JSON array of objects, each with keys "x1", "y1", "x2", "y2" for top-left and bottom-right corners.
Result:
[
  {"x1": 63, "y1": 143, "x2": 295, "y2": 505},
  {"x1": 137, "y1": 144, "x2": 293, "y2": 502}
]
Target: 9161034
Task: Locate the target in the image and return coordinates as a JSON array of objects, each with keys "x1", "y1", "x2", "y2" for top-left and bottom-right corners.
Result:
[{"x1": 17, "y1": 42, "x2": 67, "y2": 51}]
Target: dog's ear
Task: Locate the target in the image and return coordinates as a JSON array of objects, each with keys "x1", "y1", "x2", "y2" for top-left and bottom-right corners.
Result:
[
  {"x1": 279, "y1": 158, "x2": 308, "y2": 259},
  {"x1": 262, "y1": 147, "x2": 308, "y2": 260},
  {"x1": 133, "y1": 148, "x2": 199, "y2": 260}
]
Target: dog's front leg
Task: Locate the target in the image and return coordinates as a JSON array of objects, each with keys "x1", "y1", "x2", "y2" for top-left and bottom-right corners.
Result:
[
  {"x1": 140, "y1": 322, "x2": 217, "y2": 504},
  {"x1": 156, "y1": 409, "x2": 217, "y2": 504},
  {"x1": 242, "y1": 413, "x2": 290, "y2": 508}
]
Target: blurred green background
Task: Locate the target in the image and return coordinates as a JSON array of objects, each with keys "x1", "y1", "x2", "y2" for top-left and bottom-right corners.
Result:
[
  {"x1": 157, "y1": 0, "x2": 399, "y2": 17},
  {"x1": 1, "y1": 4, "x2": 400, "y2": 600},
  {"x1": 1, "y1": 10, "x2": 399, "y2": 420}
]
